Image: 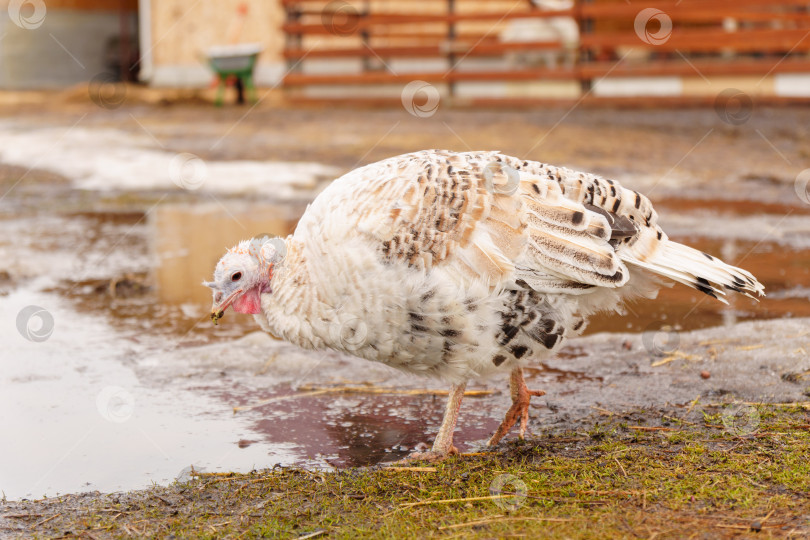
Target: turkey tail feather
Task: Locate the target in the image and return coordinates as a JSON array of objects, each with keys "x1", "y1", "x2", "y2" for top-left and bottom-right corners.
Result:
[{"x1": 624, "y1": 241, "x2": 764, "y2": 304}]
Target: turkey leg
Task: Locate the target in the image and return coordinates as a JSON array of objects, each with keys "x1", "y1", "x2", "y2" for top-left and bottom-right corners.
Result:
[
  {"x1": 488, "y1": 367, "x2": 545, "y2": 446},
  {"x1": 402, "y1": 382, "x2": 467, "y2": 462}
]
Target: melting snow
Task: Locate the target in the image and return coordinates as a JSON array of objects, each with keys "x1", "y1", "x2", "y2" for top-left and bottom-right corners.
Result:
[{"x1": 0, "y1": 123, "x2": 341, "y2": 197}]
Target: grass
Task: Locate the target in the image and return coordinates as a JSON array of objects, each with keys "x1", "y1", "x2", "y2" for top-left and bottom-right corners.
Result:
[{"x1": 4, "y1": 404, "x2": 810, "y2": 539}]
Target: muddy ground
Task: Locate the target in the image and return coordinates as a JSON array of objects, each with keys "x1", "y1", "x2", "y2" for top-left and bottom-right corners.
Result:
[
  {"x1": 2, "y1": 403, "x2": 810, "y2": 539},
  {"x1": 1, "y1": 92, "x2": 810, "y2": 537}
]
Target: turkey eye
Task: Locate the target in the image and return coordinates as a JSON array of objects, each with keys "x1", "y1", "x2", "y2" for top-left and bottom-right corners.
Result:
[{"x1": 231, "y1": 272, "x2": 242, "y2": 282}]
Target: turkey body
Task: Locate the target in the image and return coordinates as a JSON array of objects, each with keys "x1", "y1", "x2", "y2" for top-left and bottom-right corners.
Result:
[{"x1": 251, "y1": 150, "x2": 762, "y2": 386}]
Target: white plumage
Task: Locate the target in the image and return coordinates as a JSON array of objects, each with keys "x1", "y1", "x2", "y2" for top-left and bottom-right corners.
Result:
[{"x1": 206, "y1": 150, "x2": 764, "y2": 460}]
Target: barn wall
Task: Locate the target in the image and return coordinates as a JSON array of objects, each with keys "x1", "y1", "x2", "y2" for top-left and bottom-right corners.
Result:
[{"x1": 144, "y1": 0, "x2": 286, "y2": 87}]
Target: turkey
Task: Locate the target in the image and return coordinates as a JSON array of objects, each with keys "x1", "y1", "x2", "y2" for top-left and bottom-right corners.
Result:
[{"x1": 204, "y1": 150, "x2": 764, "y2": 461}]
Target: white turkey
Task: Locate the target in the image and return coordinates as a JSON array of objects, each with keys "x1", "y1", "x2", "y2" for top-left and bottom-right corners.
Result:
[{"x1": 204, "y1": 150, "x2": 764, "y2": 461}]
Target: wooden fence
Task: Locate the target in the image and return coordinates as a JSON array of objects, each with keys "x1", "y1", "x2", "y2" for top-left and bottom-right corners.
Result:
[{"x1": 281, "y1": 0, "x2": 810, "y2": 103}]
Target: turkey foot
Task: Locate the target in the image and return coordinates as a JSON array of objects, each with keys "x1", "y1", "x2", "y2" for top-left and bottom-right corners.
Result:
[
  {"x1": 488, "y1": 367, "x2": 545, "y2": 446},
  {"x1": 395, "y1": 382, "x2": 466, "y2": 464},
  {"x1": 394, "y1": 445, "x2": 459, "y2": 464}
]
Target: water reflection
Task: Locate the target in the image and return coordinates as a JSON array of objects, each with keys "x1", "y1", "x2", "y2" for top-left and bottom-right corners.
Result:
[{"x1": 150, "y1": 202, "x2": 302, "y2": 306}]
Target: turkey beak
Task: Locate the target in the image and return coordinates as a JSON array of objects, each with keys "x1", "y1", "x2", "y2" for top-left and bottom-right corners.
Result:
[{"x1": 209, "y1": 288, "x2": 243, "y2": 325}]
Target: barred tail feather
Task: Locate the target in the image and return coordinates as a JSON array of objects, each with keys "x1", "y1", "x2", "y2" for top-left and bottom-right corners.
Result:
[{"x1": 624, "y1": 241, "x2": 764, "y2": 304}]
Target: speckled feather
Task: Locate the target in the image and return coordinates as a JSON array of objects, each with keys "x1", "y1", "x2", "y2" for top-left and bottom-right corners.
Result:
[{"x1": 248, "y1": 150, "x2": 764, "y2": 383}]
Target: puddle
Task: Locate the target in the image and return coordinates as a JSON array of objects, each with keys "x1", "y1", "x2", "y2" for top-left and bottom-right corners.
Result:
[
  {"x1": 2, "y1": 197, "x2": 810, "y2": 500},
  {"x1": 1, "y1": 289, "x2": 301, "y2": 500},
  {"x1": 50, "y1": 203, "x2": 304, "y2": 344},
  {"x1": 587, "y1": 239, "x2": 810, "y2": 334},
  {"x1": 224, "y1": 391, "x2": 497, "y2": 468}
]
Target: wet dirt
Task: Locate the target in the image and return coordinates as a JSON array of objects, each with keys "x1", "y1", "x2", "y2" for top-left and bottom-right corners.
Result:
[{"x1": 2, "y1": 104, "x2": 810, "y2": 501}]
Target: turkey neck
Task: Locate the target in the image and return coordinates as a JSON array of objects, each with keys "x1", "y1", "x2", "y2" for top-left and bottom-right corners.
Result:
[{"x1": 255, "y1": 237, "x2": 324, "y2": 350}]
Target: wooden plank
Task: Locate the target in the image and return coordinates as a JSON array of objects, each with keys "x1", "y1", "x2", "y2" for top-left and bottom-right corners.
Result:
[
  {"x1": 519, "y1": 95, "x2": 810, "y2": 107},
  {"x1": 580, "y1": 0, "x2": 810, "y2": 18},
  {"x1": 286, "y1": 8, "x2": 810, "y2": 38},
  {"x1": 282, "y1": 0, "x2": 810, "y2": 8},
  {"x1": 46, "y1": 0, "x2": 138, "y2": 9},
  {"x1": 581, "y1": 58, "x2": 810, "y2": 78},
  {"x1": 285, "y1": 94, "x2": 810, "y2": 107},
  {"x1": 283, "y1": 57, "x2": 810, "y2": 86},
  {"x1": 282, "y1": 0, "x2": 810, "y2": 16},
  {"x1": 628, "y1": 11, "x2": 810, "y2": 25},
  {"x1": 290, "y1": 29, "x2": 810, "y2": 57},
  {"x1": 283, "y1": 68, "x2": 578, "y2": 86},
  {"x1": 283, "y1": 9, "x2": 574, "y2": 35},
  {"x1": 363, "y1": 32, "x2": 500, "y2": 40},
  {"x1": 581, "y1": 27, "x2": 810, "y2": 52},
  {"x1": 281, "y1": 0, "x2": 546, "y2": 6},
  {"x1": 284, "y1": 40, "x2": 566, "y2": 59}
]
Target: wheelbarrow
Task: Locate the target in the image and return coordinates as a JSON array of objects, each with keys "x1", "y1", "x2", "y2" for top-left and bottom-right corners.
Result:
[{"x1": 205, "y1": 43, "x2": 263, "y2": 106}]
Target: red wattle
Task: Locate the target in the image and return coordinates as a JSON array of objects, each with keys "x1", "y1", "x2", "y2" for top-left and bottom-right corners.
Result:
[{"x1": 232, "y1": 286, "x2": 263, "y2": 314}]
